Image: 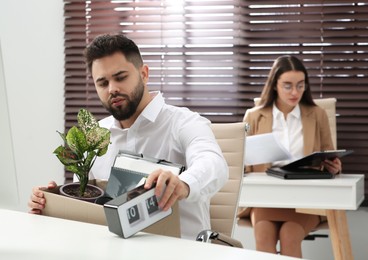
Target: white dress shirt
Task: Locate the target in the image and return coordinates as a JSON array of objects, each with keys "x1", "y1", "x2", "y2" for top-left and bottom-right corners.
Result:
[
  {"x1": 89, "y1": 91, "x2": 228, "y2": 240},
  {"x1": 272, "y1": 104, "x2": 304, "y2": 166}
]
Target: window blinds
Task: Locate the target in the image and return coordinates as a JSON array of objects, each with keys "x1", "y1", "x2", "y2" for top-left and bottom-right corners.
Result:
[{"x1": 64, "y1": 0, "x2": 368, "y2": 203}]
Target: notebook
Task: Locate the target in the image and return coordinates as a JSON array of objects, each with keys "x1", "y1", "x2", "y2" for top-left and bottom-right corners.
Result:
[{"x1": 266, "y1": 149, "x2": 354, "y2": 179}]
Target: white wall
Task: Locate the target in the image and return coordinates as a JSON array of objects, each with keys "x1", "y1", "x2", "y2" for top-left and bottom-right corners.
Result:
[{"x1": 0, "y1": 0, "x2": 65, "y2": 212}]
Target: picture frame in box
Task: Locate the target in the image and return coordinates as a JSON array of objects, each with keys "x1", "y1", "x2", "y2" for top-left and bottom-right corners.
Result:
[{"x1": 42, "y1": 179, "x2": 181, "y2": 238}]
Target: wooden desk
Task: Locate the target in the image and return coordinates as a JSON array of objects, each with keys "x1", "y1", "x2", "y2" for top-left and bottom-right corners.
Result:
[
  {"x1": 239, "y1": 173, "x2": 365, "y2": 260},
  {"x1": 0, "y1": 209, "x2": 300, "y2": 260}
]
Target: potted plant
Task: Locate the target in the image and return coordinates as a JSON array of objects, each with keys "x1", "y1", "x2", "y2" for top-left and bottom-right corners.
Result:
[{"x1": 53, "y1": 108, "x2": 111, "y2": 202}]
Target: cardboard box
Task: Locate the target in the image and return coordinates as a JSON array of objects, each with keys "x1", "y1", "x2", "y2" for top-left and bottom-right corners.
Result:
[{"x1": 42, "y1": 179, "x2": 181, "y2": 238}]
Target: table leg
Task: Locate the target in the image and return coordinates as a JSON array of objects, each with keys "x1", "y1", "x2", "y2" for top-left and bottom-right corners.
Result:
[{"x1": 326, "y1": 210, "x2": 353, "y2": 260}]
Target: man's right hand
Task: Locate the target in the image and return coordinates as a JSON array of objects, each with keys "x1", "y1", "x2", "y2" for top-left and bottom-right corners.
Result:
[{"x1": 28, "y1": 181, "x2": 57, "y2": 214}]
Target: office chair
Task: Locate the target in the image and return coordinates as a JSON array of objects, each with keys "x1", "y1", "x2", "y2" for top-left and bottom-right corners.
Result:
[
  {"x1": 196, "y1": 122, "x2": 247, "y2": 248},
  {"x1": 313, "y1": 98, "x2": 337, "y2": 149},
  {"x1": 238, "y1": 97, "x2": 337, "y2": 242},
  {"x1": 300, "y1": 97, "x2": 337, "y2": 240}
]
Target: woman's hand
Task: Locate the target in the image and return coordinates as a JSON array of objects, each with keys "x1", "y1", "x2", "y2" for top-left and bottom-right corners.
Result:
[{"x1": 322, "y1": 157, "x2": 342, "y2": 175}]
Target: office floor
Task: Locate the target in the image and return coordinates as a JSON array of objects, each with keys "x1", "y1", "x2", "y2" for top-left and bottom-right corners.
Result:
[{"x1": 234, "y1": 206, "x2": 368, "y2": 260}]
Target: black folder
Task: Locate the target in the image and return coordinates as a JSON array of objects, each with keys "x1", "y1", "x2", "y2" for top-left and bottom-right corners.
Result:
[{"x1": 266, "y1": 149, "x2": 354, "y2": 179}]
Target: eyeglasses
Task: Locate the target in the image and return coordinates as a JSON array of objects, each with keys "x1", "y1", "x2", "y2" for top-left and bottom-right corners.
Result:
[{"x1": 279, "y1": 82, "x2": 305, "y2": 93}]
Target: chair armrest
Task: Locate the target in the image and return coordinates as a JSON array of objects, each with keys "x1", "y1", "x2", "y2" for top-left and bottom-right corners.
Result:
[{"x1": 196, "y1": 230, "x2": 243, "y2": 248}]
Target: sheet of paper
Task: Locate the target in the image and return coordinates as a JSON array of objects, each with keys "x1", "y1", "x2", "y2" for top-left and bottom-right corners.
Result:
[{"x1": 244, "y1": 133, "x2": 292, "y2": 165}]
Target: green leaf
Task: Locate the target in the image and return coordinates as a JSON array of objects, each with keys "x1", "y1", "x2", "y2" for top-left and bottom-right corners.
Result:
[
  {"x1": 53, "y1": 146, "x2": 81, "y2": 166},
  {"x1": 66, "y1": 126, "x2": 88, "y2": 155},
  {"x1": 78, "y1": 109, "x2": 98, "y2": 134},
  {"x1": 96, "y1": 128, "x2": 111, "y2": 149},
  {"x1": 56, "y1": 131, "x2": 67, "y2": 143},
  {"x1": 97, "y1": 146, "x2": 108, "y2": 156},
  {"x1": 84, "y1": 150, "x2": 97, "y2": 170},
  {"x1": 86, "y1": 127, "x2": 111, "y2": 151},
  {"x1": 65, "y1": 164, "x2": 80, "y2": 174}
]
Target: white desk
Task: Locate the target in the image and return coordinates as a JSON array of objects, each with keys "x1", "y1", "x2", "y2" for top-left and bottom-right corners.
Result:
[
  {"x1": 239, "y1": 173, "x2": 365, "y2": 260},
  {"x1": 0, "y1": 209, "x2": 299, "y2": 260}
]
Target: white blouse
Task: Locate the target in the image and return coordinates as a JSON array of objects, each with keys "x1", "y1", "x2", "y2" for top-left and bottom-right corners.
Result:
[{"x1": 272, "y1": 103, "x2": 304, "y2": 166}]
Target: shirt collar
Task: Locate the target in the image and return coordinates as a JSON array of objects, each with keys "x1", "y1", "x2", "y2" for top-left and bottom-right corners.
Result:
[
  {"x1": 140, "y1": 91, "x2": 164, "y2": 122},
  {"x1": 272, "y1": 103, "x2": 301, "y2": 120},
  {"x1": 110, "y1": 91, "x2": 164, "y2": 128}
]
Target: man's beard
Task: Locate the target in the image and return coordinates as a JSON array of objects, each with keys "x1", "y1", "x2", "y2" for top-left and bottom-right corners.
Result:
[{"x1": 103, "y1": 79, "x2": 144, "y2": 121}]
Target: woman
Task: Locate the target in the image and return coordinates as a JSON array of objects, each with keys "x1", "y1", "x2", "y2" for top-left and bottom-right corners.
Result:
[{"x1": 242, "y1": 55, "x2": 341, "y2": 258}]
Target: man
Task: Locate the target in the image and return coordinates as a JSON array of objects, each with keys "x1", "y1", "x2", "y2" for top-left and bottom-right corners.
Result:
[{"x1": 28, "y1": 33, "x2": 228, "y2": 240}]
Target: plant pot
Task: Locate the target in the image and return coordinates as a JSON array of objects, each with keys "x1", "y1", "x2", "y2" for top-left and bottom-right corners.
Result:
[{"x1": 59, "y1": 183, "x2": 104, "y2": 203}]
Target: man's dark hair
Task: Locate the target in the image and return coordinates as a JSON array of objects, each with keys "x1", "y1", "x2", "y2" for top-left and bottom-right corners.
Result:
[{"x1": 84, "y1": 33, "x2": 143, "y2": 72}]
